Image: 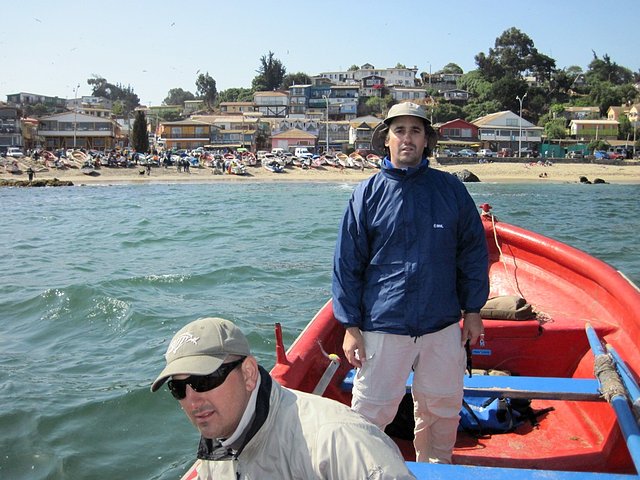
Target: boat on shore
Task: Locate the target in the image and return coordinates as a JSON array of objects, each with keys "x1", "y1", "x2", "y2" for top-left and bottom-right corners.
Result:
[
  {"x1": 262, "y1": 158, "x2": 284, "y2": 173},
  {"x1": 348, "y1": 152, "x2": 364, "y2": 169},
  {"x1": 335, "y1": 152, "x2": 349, "y2": 168},
  {"x1": 179, "y1": 204, "x2": 640, "y2": 480}
]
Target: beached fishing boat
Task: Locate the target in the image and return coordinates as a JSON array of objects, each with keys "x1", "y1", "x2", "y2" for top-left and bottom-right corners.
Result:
[
  {"x1": 366, "y1": 153, "x2": 382, "y2": 168},
  {"x1": 241, "y1": 152, "x2": 257, "y2": 166},
  {"x1": 335, "y1": 152, "x2": 349, "y2": 168},
  {"x1": 321, "y1": 154, "x2": 336, "y2": 167},
  {"x1": 178, "y1": 204, "x2": 640, "y2": 479},
  {"x1": 348, "y1": 152, "x2": 364, "y2": 169},
  {"x1": 228, "y1": 159, "x2": 247, "y2": 175},
  {"x1": 80, "y1": 160, "x2": 99, "y2": 176},
  {"x1": 262, "y1": 158, "x2": 284, "y2": 173}
]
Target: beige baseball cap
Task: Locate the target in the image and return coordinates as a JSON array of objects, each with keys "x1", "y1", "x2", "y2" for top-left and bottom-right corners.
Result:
[{"x1": 151, "y1": 317, "x2": 251, "y2": 392}]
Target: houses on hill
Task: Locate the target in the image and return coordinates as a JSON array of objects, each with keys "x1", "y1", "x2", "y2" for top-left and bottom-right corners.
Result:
[{"x1": 2, "y1": 62, "x2": 639, "y2": 156}]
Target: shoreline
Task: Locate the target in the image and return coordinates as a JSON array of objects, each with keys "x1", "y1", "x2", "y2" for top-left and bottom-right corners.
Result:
[{"x1": 2, "y1": 158, "x2": 640, "y2": 186}]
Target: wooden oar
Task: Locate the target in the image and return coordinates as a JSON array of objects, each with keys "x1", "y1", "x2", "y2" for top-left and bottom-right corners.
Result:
[{"x1": 585, "y1": 323, "x2": 640, "y2": 473}]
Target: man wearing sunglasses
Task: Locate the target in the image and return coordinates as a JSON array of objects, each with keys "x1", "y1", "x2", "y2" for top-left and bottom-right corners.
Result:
[{"x1": 151, "y1": 317, "x2": 415, "y2": 479}]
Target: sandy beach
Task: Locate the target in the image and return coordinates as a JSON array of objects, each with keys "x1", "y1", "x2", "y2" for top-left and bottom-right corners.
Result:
[{"x1": 2, "y1": 158, "x2": 640, "y2": 185}]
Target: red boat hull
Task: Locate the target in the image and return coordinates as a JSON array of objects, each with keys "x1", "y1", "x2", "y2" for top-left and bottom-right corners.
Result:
[{"x1": 270, "y1": 212, "x2": 640, "y2": 475}]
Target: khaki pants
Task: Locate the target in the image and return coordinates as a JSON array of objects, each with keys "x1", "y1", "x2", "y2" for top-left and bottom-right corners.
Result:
[{"x1": 351, "y1": 324, "x2": 465, "y2": 463}]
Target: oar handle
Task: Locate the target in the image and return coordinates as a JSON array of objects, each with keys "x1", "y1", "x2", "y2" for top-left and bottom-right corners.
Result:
[{"x1": 312, "y1": 354, "x2": 341, "y2": 396}]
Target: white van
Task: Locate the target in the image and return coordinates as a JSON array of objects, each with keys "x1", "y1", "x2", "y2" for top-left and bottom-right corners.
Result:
[
  {"x1": 294, "y1": 147, "x2": 312, "y2": 159},
  {"x1": 271, "y1": 148, "x2": 285, "y2": 156}
]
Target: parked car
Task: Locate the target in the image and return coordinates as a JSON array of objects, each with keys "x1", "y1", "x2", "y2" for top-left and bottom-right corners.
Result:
[
  {"x1": 437, "y1": 149, "x2": 457, "y2": 157},
  {"x1": 606, "y1": 151, "x2": 625, "y2": 160},
  {"x1": 593, "y1": 150, "x2": 609, "y2": 159},
  {"x1": 7, "y1": 147, "x2": 25, "y2": 158},
  {"x1": 608, "y1": 147, "x2": 628, "y2": 159},
  {"x1": 458, "y1": 149, "x2": 477, "y2": 157},
  {"x1": 478, "y1": 149, "x2": 495, "y2": 157},
  {"x1": 566, "y1": 151, "x2": 584, "y2": 159},
  {"x1": 497, "y1": 148, "x2": 513, "y2": 158},
  {"x1": 518, "y1": 148, "x2": 538, "y2": 158}
]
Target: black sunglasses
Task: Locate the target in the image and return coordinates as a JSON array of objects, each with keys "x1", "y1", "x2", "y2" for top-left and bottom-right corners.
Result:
[{"x1": 167, "y1": 357, "x2": 245, "y2": 400}]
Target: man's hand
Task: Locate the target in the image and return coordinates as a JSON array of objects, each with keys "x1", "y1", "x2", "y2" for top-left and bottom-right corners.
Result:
[
  {"x1": 343, "y1": 327, "x2": 365, "y2": 368},
  {"x1": 461, "y1": 312, "x2": 484, "y2": 347}
]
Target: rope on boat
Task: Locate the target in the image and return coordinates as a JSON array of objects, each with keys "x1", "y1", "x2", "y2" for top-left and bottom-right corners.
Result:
[
  {"x1": 586, "y1": 323, "x2": 640, "y2": 472},
  {"x1": 594, "y1": 354, "x2": 627, "y2": 402},
  {"x1": 486, "y1": 212, "x2": 528, "y2": 302}
]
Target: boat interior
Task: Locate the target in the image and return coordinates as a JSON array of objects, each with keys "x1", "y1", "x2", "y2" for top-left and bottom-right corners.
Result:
[{"x1": 272, "y1": 215, "x2": 639, "y2": 474}]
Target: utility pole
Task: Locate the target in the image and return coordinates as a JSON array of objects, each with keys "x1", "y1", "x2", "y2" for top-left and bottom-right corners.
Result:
[{"x1": 516, "y1": 92, "x2": 528, "y2": 158}]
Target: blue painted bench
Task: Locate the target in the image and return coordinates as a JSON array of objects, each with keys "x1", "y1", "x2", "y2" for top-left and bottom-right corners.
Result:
[
  {"x1": 341, "y1": 369, "x2": 603, "y2": 402},
  {"x1": 407, "y1": 462, "x2": 636, "y2": 479}
]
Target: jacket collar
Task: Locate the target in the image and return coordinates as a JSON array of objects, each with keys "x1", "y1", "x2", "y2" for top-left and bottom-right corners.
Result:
[
  {"x1": 196, "y1": 365, "x2": 273, "y2": 461},
  {"x1": 382, "y1": 156, "x2": 430, "y2": 176}
]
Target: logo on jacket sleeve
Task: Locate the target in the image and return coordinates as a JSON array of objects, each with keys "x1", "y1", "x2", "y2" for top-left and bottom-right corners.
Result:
[{"x1": 433, "y1": 223, "x2": 444, "y2": 229}]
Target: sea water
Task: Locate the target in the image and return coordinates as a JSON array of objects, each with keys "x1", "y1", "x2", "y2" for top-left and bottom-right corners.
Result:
[{"x1": 0, "y1": 181, "x2": 638, "y2": 480}]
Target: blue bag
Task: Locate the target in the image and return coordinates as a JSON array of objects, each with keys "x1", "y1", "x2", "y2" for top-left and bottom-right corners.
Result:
[{"x1": 459, "y1": 396, "x2": 523, "y2": 434}]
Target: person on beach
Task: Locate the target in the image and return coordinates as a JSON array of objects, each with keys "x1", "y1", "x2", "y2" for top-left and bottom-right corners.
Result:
[
  {"x1": 151, "y1": 317, "x2": 415, "y2": 479},
  {"x1": 332, "y1": 102, "x2": 489, "y2": 464}
]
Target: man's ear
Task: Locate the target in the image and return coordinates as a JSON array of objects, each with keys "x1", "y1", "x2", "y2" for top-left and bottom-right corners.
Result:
[
  {"x1": 426, "y1": 125, "x2": 438, "y2": 157},
  {"x1": 241, "y1": 356, "x2": 259, "y2": 391}
]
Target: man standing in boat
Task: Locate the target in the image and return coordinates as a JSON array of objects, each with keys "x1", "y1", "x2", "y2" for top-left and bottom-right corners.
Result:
[
  {"x1": 151, "y1": 317, "x2": 416, "y2": 479},
  {"x1": 332, "y1": 102, "x2": 489, "y2": 464}
]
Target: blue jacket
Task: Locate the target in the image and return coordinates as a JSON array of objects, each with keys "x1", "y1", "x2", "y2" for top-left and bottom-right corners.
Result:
[{"x1": 332, "y1": 159, "x2": 489, "y2": 337}]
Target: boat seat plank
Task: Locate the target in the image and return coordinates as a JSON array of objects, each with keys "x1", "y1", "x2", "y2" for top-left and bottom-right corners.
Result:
[
  {"x1": 407, "y1": 462, "x2": 637, "y2": 479},
  {"x1": 341, "y1": 369, "x2": 603, "y2": 401}
]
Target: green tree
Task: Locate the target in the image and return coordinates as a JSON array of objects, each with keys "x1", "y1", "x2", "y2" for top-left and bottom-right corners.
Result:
[
  {"x1": 23, "y1": 103, "x2": 49, "y2": 116},
  {"x1": 196, "y1": 72, "x2": 217, "y2": 110},
  {"x1": 441, "y1": 63, "x2": 463, "y2": 74},
  {"x1": 618, "y1": 114, "x2": 633, "y2": 141},
  {"x1": 131, "y1": 110, "x2": 149, "y2": 153},
  {"x1": 431, "y1": 102, "x2": 465, "y2": 123},
  {"x1": 462, "y1": 99, "x2": 503, "y2": 122},
  {"x1": 164, "y1": 88, "x2": 195, "y2": 106},
  {"x1": 216, "y1": 88, "x2": 254, "y2": 105},
  {"x1": 588, "y1": 81, "x2": 623, "y2": 115},
  {"x1": 587, "y1": 138, "x2": 608, "y2": 153},
  {"x1": 474, "y1": 28, "x2": 556, "y2": 84},
  {"x1": 488, "y1": 76, "x2": 529, "y2": 112},
  {"x1": 359, "y1": 95, "x2": 393, "y2": 117},
  {"x1": 544, "y1": 118, "x2": 567, "y2": 140},
  {"x1": 586, "y1": 52, "x2": 634, "y2": 85},
  {"x1": 348, "y1": 65, "x2": 360, "y2": 71},
  {"x1": 457, "y1": 70, "x2": 492, "y2": 101},
  {"x1": 282, "y1": 72, "x2": 312, "y2": 89},
  {"x1": 252, "y1": 51, "x2": 286, "y2": 91},
  {"x1": 87, "y1": 75, "x2": 140, "y2": 114}
]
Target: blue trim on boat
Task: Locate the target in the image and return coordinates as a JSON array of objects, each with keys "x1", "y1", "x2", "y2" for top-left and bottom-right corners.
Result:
[
  {"x1": 341, "y1": 369, "x2": 603, "y2": 401},
  {"x1": 407, "y1": 462, "x2": 638, "y2": 479}
]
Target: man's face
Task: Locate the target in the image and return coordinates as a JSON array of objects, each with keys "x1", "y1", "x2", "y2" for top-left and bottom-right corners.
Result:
[
  {"x1": 175, "y1": 357, "x2": 257, "y2": 440},
  {"x1": 385, "y1": 116, "x2": 427, "y2": 169}
]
